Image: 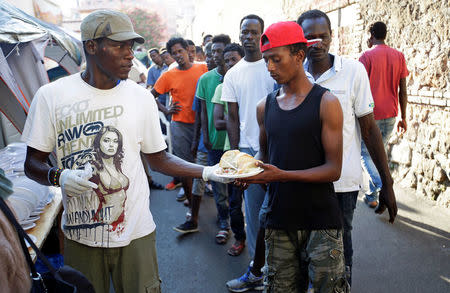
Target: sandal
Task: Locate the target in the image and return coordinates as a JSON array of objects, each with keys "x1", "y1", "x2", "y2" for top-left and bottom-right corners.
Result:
[
  {"x1": 215, "y1": 230, "x2": 229, "y2": 245},
  {"x1": 227, "y1": 241, "x2": 245, "y2": 256}
]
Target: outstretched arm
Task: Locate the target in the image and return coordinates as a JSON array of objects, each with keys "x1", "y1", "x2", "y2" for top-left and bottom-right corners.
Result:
[
  {"x1": 143, "y1": 150, "x2": 203, "y2": 178},
  {"x1": 359, "y1": 113, "x2": 397, "y2": 223},
  {"x1": 143, "y1": 150, "x2": 231, "y2": 184}
]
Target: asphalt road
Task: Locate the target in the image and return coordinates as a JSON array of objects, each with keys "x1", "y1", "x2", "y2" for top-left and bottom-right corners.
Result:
[{"x1": 146, "y1": 172, "x2": 450, "y2": 293}]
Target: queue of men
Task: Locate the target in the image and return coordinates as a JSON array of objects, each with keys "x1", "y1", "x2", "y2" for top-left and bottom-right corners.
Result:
[{"x1": 19, "y1": 7, "x2": 406, "y2": 293}]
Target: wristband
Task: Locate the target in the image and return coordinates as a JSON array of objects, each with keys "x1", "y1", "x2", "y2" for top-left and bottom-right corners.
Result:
[
  {"x1": 54, "y1": 168, "x2": 63, "y2": 187},
  {"x1": 48, "y1": 167, "x2": 63, "y2": 187}
]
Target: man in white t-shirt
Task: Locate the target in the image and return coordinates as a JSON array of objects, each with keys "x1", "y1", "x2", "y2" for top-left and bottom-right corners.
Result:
[
  {"x1": 298, "y1": 9, "x2": 398, "y2": 286},
  {"x1": 223, "y1": 14, "x2": 276, "y2": 292},
  {"x1": 21, "y1": 10, "x2": 227, "y2": 293}
]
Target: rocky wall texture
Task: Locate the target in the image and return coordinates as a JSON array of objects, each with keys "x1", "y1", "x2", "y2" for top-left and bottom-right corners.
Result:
[
  {"x1": 283, "y1": 0, "x2": 449, "y2": 206},
  {"x1": 359, "y1": 0, "x2": 449, "y2": 92},
  {"x1": 389, "y1": 102, "x2": 450, "y2": 207},
  {"x1": 359, "y1": 0, "x2": 449, "y2": 207}
]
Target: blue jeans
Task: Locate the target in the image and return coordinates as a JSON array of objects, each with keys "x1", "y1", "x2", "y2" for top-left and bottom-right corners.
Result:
[
  {"x1": 208, "y1": 149, "x2": 229, "y2": 230},
  {"x1": 336, "y1": 191, "x2": 358, "y2": 269},
  {"x1": 240, "y1": 147, "x2": 266, "y2": 258},
  {"x1": 361, "y1": 117, "x2": 396, "y2": 201}
]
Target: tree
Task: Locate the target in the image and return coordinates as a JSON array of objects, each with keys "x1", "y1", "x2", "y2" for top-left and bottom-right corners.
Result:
[{"x1": 122, "y1": 7, "x2": 167, "y2": 49}]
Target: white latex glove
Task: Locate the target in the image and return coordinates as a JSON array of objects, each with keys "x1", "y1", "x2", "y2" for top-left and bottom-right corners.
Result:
[
  {"x1": 202, "y1": 164, "x2": 234, "y2": 184},
  {"x1": 59, "y1": 166, "x2": 98, "y2": 197}
]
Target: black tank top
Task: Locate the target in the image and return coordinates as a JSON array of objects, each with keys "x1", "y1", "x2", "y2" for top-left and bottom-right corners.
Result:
[{"x1": 263, "y1": 84, "x2": 342, "y2": 230}]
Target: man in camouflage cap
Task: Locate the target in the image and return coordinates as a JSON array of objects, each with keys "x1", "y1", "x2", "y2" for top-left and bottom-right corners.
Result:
[
  {"x1": 80, "y1": 10, "x2": 144, "y2": 44},
  {"x1": 22, "y1": 9, "x2": 229, "y2": 293}
]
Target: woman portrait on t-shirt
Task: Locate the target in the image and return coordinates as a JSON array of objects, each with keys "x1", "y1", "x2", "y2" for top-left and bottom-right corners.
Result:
[{"x1": 90, "y1": 125, "x2": 129, "y2": 231}]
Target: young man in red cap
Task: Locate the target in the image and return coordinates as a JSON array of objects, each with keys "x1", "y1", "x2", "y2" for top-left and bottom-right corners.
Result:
[{"x1": 239, "y1": 21, "x2": 348, "y2": 292}]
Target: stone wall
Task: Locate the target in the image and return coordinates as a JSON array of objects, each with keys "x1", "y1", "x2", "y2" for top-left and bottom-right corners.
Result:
[
  {"x1": 359, "y1": 0, "x2": 449, "y2": 92},
  {"x1": 283, "y1": 0, "x2": 450, "y2": 206}
]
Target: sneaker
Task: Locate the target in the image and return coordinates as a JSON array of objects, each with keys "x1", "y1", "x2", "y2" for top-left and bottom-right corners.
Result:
[
  {"x1": 173, "y1": 220, "x2": 198, "y2": 234},
  {"x1": 166, "y1": 180, "x2": 182, "y2": 190},
  {"x1": 149, "y1": 181, "x2": 164, "y2": 190},
  {"x1": 176, "y1": 188, "x2": 186, "y2": 202},
  {"x1": 226, "y1": 266, "x2": 264, "y2": 292},
  {"x1": 364, "y1": 195, "x2": 378, "y2": 208}
]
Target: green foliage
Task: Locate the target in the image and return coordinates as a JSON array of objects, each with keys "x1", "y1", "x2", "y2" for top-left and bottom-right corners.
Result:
[{"x1": 122, "y1": 7, "x2": 166, "y2": 49}]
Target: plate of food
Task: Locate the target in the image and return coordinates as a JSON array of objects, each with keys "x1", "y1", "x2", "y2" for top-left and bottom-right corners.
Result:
[{"x1": 214, "y1": 150, "x2": 264, "y2": 179}]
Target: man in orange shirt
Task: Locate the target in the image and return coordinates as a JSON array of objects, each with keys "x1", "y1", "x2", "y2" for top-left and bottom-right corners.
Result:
[{"x1": 152, "y1": 38, "x2": 207, "y2": 229}]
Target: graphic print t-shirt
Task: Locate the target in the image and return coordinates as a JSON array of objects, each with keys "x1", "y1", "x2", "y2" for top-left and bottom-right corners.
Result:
[{"x1": 22, "y1": 74, "x2": 167, "y2": 248}]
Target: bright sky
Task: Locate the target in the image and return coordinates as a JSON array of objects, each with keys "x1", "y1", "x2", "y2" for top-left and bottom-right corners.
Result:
[{"x1": 52, "y1": 0, "x2": 78, "y2": 16}]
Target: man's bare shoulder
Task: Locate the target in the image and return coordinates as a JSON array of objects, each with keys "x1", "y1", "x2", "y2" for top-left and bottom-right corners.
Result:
[{"x1": 321, "y1": 89, "x2": 340, "y2": 104}]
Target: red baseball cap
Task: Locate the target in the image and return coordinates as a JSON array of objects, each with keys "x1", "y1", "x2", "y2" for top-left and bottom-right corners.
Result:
[{"x1": 260, "y1": 21, "x2": 321, "y2": 53}]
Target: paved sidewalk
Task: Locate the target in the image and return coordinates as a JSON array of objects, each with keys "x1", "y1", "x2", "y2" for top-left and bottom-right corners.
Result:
[
  {"x1": 352, "y1": 184, "x2": 450, "y2": 293},
  {"x1": 149, "y1": 172, "x2": 449, "y2": 293}
]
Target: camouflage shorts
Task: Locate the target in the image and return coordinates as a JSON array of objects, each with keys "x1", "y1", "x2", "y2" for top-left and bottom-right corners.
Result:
[{"x1": 263, "y1": 229, "x2": 350, "y2": 293}]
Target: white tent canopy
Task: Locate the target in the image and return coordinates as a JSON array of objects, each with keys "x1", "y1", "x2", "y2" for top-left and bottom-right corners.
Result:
[{"x1": 0, "y1": 2, "x2": 83, "y2": 147}]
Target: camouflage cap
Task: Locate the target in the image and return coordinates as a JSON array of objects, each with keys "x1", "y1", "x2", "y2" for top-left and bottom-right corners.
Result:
[{"x1": 80, "y1": 10, "x2": 144, "y2": 44}]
